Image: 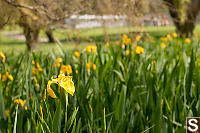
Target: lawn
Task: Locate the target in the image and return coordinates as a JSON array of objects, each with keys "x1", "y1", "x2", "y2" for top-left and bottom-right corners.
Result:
[
  {"x1": 0, "y1": 25, "x2": 176, "y2": 52},
  {"x1": 0, "y1": 25, "x2": 200, "y2": 132}
]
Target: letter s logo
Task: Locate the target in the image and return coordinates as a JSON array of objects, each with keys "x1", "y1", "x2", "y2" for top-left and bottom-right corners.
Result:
[{"x1": 188, "y1": 119, "x2": 198, "y2": 132}]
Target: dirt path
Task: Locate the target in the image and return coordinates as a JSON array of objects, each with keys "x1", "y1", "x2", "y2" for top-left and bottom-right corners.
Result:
[{"x1": 2, "y1": 31, "x2": 48, "y2": 42}]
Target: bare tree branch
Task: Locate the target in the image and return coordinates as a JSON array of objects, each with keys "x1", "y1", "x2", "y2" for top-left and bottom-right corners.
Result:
[
  {"x1": 0, "y1": 14, "x2": 12, "y2": 28},
  {"x1": 2, "y1": 0, "x2": 82, "y2": 23}
]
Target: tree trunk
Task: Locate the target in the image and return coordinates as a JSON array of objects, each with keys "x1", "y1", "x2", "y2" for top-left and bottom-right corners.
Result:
[
  {"x1": 168, "y1": 8, "x2": 195, "y2": 36},
  {"x1": 163, "y1": 0, "x2": 200, "y2": 36},
  {"x1": 45, "y1": 29, "x2": 56, "y2": 43},
  {"x1": 23, "y1": 26, "x2": 40, "y2": 51}
]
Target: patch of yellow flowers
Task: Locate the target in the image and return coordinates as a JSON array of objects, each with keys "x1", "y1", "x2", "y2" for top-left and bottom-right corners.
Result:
[
  {"x1": 60, "y1": 65, "x2": 73, "y2": 75},
  {"x1": 86, "y1": 45, "x2": 97, "y2": 53},
  {"x1": 32, "y1": 61, "x2": 43, "y2": 75},
  {"x1": 160, "y1": 37, "x2": 168, "y2": 42},
  {"x1": 86, "y1": 62, "x2": 96, "y2": 71},
  {"x1": 160, "y1": 33, "x2": 178, "y2": 42},
  {"x1": 121, "y1": 34, "x2": 144, "y2": 55},
  {"x1": 14, "y1": 99, "x2": 27, "y2": 110},
  {"x1": 53, "y1": 57, "x2": 73, "y2": 75},
  {"x1": 53, "y1": 57, "x2": 63, "y2": 67},
  {"x1": 1, "y1": 72, "x2": 13, "y2": 82}
]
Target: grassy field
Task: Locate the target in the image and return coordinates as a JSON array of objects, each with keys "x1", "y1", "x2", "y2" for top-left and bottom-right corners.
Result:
[
  {"x1": 0, "y1": 26, "x2": 176, "y2": 52},
  {"x1": 0, "y1": 26, "x2": 200, "y2": 132}
]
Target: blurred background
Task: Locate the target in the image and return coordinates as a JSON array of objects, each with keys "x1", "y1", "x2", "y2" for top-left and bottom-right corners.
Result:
[{"x1": 0, "y1": 0, "x2": 200, "y2": 52}]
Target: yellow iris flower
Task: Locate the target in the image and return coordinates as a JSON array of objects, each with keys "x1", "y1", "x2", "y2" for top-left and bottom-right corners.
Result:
[
  {"x1": 89, "y1": 104, "x2": 92, "y2": 112},
  {"x1": 43, "y1": 89, "x2": 46, "y2": 101},
  {"x1": 33, "y1": 76, "x2": 38, "y2": 87},
  {"x1": 105, "y1": 42, "x2": 110, "y2": 47},
  {"x1": 5, "y1": 109, "x2": 10, "y2": 117},
  {"x1": 32, "y1": 60, "x2": 35, "y2": 65},
  {"x1": 8, "y1": 75, "x2": 13, "y2": 81},
  {"x1": 185, "y1": 38, "x2": 191, "y2": 44},
  {"x1": 86, "y1": 63, "x2": 91, "y2": 71},
  {"x1": 126, "y1": 50, "x2": 130, "y2": 55},
  {"x1": 2, "y1": 74, "x2": 7, "y2": 82},
  {"x1": 135, "y1": 46, "x2": 144, "y2": 54},
  {"x1": 47, "y1": 73, "x2": 75, "y2": 98},
  {"x1": 40, "y1": 105, "x2": 43, "y2": 120},
  {"x1": 92, "y1": 64, "x2": 96, "y2": 70},
  {"x1": 172, "y1": 33, "x2": 177, "y2": 38},
  {"x1": 74, "y1": 51, "x2": 80, "y2": 57},
  {"x1": 0, "y1": 52, "x2": 6, "y2": 63},
  {"x1": 75, "y1": 70, "x2": 78, "y2": 74},
  {"x1": 160, "y1": 43, "x2": 166, "y2": 48},
  {"x1": 136, "y1": 35, "x2": 141, "y2": 42}
]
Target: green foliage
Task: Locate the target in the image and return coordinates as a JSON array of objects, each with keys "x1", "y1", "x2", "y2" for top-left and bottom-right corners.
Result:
[{"x1": 0, "y1": 33, "x2": 199, "y2": 132}]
